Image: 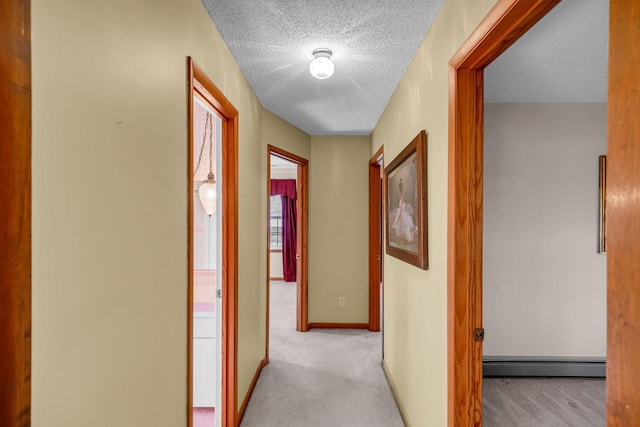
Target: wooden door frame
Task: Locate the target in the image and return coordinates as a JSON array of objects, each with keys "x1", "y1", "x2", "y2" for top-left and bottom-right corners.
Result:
[
  {"x1": 449, "y1": 2, "x2": 640, "y2": 424},
  {"x1": 368, "y1": 146, "x2": 384, "y2": 332},
  {"x1": 266, "y1": 145, "x2": 309, "y2": 344},
  {"x1": 188, "y1": 57, "x2": 239, "y2": 427},
  {"x1": 606, "y1": 0, "x2": 640, "y2": 424},
  {"x1": 0, "y1": 0, "x2": 31, "y2": 425},
  {"x1": 447, "y1": 1, "x2": 561, "y2": 425}
]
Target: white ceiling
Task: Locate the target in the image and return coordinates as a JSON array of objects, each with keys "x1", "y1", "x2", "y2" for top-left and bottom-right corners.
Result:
[
  {"x1": 485, "y1": 0, "x2": 608, "y2": 103},
  {"x1": 270, "y1": 154, "x2": 296, "y2": 169},
  {"x1": 201, "y1": 0, "x2": 608, "y2": 136},
  {"x1": 201, "y1": 0, "x2": 444, "y2": 135}
]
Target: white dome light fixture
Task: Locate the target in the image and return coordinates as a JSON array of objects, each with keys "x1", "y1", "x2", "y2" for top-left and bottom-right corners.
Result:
[{"x1": 309, "y1": 48, "x2": 335, "y2": 80}]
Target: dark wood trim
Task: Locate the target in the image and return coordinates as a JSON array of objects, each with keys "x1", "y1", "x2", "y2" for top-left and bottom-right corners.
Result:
[
  {"x1": 447, "y1": 1, "x2": 560, "y2": 426},
  {"x1": 269, "y1": 249, "x2": 283, "y2": 253},
  {"x1": 236, "y1": 358, "x2": 268, "y2": 424},
  {"x1": 607, "y1": 0, "x2": 640, "y2": 424},
  {"x1": 308, "y1": 323, "x2": 369, "y2": 330},
  {"x1": 269, "y1": 277, "x2": 285, "y2": 281},
  {"x1": 368, "y1": 146, "x2": 384, "y2": 332},
  {"x1": 188, "y1": 57, "x2": 239, "y2": 427},
  {"x1": 0, "y1": 1, "x2": 31, "y2": 426}
]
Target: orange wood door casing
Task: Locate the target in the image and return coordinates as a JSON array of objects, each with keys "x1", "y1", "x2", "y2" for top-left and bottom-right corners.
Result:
[
  {"x1": 0, "y1": 0, "x2": 32, "y2": 426},
  {"x1": 606, "y1": 0, "x2": 640, "y2": 425}
]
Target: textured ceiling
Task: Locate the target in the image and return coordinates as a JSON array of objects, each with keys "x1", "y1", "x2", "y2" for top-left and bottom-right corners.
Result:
[
  {"x1": 485, "y1": 0, "x2": 608, "y2": 103},
  {"x1": 201, "y1": 0, "x2": 445, "y2": 135},
  {"x1": 270, "y1": 154, "x2": 295, "y2": 169},
  {"x1": 201, "y1": 0, "x2": 607, "y2": 136}
]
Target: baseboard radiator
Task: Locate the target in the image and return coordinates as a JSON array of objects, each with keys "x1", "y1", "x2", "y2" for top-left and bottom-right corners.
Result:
[{"x1": 483, "y1": 357, "x2": 606, "y2": 378}]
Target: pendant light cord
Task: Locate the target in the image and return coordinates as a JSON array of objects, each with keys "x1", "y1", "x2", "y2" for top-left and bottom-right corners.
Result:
[{"x1": 208, "y1": 113, "x2": 213, "y2": 175}]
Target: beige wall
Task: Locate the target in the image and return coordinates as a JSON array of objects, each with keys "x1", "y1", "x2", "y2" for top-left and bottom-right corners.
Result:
[
  {"x1": 263, "y1": 110, "x2": 310, "y2": 282},
  {"x1": 371, "y1": 0, "x2": 497, "y2": 425},
  {"x1": 263, "y1": 109, "x2": 311, "y2": 160},
  {"x1": 31, "y1": 0, "x2": 276, "y2": 424},
  {"x1": 263, "y1": 120, "x2": 371, "y2": 325},
  {"x1": 308, "y1": 136, "x2": 370, "y2": 323},
  {"x1": 29, "y1": 0, "x2": 506, "y2": 424}
]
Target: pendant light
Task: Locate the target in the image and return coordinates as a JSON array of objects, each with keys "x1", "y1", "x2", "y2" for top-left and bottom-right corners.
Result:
[{"x1": 195, "y1": 111, "x2": 216, "y2": 216}]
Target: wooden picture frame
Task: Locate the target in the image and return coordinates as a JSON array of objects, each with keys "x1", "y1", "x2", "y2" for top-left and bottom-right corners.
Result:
[
  {"x1": 598, "y1": 155, "x2": 607, "y2": 253},
  {"x1": 385, "y1": 130, "x2": 428, "y2": 269}
]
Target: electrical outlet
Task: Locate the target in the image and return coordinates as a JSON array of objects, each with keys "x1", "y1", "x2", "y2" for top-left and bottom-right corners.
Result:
[{"x1": 338, "y1": 296, "x2": 345, "y2": 307}]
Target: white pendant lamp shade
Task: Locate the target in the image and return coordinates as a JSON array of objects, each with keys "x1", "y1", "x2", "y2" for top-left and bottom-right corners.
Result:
[
  {"x1": 309, "y1": 48, "x2": 334, "y2": 80},
  {"x1": 198, "y1": 172, "x2": 217, "y2": 216}
]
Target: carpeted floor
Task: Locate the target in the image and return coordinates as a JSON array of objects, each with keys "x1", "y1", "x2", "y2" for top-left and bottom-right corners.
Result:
[
  {"x1": 483, "y1": 377, "x2": 606, "y2": 427},
  {"x1": 239, "y1": 281, "x2": 404, "y2": 427}
]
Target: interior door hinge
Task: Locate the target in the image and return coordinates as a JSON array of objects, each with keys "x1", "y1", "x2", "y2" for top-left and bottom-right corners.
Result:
[
  {"x1": 216, "y1": 289, "x2": 222, "y2": 299},
  {"x1": 474, "y1": 328, "x2": 485, "y2": 342}
]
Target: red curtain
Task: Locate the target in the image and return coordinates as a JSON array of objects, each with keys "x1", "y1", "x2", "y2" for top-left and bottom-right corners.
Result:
[{"x1": 270, "y1": 179, "x2": 297, "y2": 282}]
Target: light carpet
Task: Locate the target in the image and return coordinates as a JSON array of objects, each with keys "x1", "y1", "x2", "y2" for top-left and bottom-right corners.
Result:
[{"x1": 239, "y1": 281, "x2": 404, "y2": 427}]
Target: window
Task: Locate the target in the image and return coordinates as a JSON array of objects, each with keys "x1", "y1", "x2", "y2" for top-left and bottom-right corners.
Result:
[{"x1": 270, "y1": 195, "x2": 282, "y2": 249}]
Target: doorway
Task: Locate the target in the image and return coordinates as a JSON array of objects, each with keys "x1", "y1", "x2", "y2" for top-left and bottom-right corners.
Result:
[
  {"x1": 447, "y1": 0, "x2": 640, "y2": 426},
  {"x1": 266, "y1": 144, "x2": 309, "y2": 365},
  {"x1": 447, "y1": 3, "x2": 563, "y2": 423},
  {"x1": 368, "y1": 146, "x2": 384, "y2": 334},
  {"x1": 481, "y1": 1, "x2": 608, "y2": 421},
  {"x1": 191, "y1": 95, "x2": 221, "y2": 427},
  {"x1": 188, "y1": 58, "x2": 239, "y2": 427}
]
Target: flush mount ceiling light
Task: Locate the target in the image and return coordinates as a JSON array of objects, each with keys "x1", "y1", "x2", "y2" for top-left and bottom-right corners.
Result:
[{"x1": 309, "y1": 48, "x2": 335, "y2": 80}]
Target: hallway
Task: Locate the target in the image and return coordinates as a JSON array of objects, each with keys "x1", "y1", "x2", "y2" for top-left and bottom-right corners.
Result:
[{"x1": 240, "y1": 281, "x2": 403, "y2": 427}]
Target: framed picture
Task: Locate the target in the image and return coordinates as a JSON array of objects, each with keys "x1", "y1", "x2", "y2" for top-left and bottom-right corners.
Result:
[
  {"x1": 385, "y1": 130, "x2": 428, "y2": 269},
  {"x1": 598, "y1": 155, "x2": 607, "y2": 253}
]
